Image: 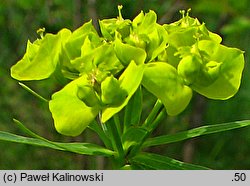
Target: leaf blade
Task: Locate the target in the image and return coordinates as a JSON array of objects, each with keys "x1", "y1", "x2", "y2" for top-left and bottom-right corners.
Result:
[
  {"x1": 18, "y1": 82, "x2": 49, "y2": 103},
  {"x1": 11, "y1": 119, "x2": 114, "y2": 156},
  {"x1": 143, "y1": 120, "x2": 250, "y2": 147},
  {"x1": 0, "y1": 131, "x2": 114, "y2": 156},
  {"x1": 130, "y1": 152, "x2": 209, "y2": 170}
]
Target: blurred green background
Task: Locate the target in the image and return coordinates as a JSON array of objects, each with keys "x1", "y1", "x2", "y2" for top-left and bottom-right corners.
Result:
[{"x1": 0, "y1": 0, "x2": 250, "y2": 169}]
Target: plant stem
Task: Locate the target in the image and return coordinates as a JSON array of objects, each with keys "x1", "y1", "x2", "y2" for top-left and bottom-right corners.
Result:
[
  {"x1": 128, "y1": 107, "x2": 166, "y2": 158},
  {"x1": 98, "y1": 112, "x2": 108, "y2": 135},
  {"x1": 123, "y1": 87, "x2": 142, "y2": 133},
  {"x1": 142, "y1": 99, "x2": 163, "y2": 129},
  {"x1": 147, "y1": 108, "x2": 166, "y2": 133},
  {"x1": 88, "y1": 120, "x2": 112, "y2": 149},
  {"x1": 105, "y1": 118, "x2": 125, "y2": 168},
  {"x1": 113, "y1": 114, "x2": 122, "y2": 137}
]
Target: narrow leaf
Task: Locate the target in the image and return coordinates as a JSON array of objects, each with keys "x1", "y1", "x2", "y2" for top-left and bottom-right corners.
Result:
[
  {"x1": 131, "y1": 152, "x2": 209, "y2": 170},
  {"x1": 12, "y1": 119, "x2": 114, "y2": 156},
  {"x1": 0, "y1": 131, "x2": 114, "y2": 156},
  {"x1": 18, "y1": 82, "x2": 49, "y2": 102},
  {"x1": 13, "y1": 119, "x2": 48, "y2": 141},
  {"x1": 88, "y1": 121, "x2": 112, "y2": 149},
  {"x1": 144, "y1": 120, "x2": 250, "y2": 147},
  {"x1": 105, "y1": 119, "x2": 124, "y2": 158}
]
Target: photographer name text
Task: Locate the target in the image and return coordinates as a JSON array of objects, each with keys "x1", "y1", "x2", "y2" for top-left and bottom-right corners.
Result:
[{"x1": 3, "y1": 172, "x2": 104, "y2": 183}]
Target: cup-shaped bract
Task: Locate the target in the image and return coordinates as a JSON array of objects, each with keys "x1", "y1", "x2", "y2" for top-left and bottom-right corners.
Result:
[
  {"x1": 10, "y1": 7, "x2": 245, "y2": 137},
  {"x1": 142, "y1": 62, "x2": 193, "y2": 116},
  {"x1": 11, "y1": 29, "x2": 71, "y2": 81},
  {"x1": 191, "y1": 40, "x2": 245, "y2": 99},
  {"x1": 49, "y1": 76, "x2": 100, "y2": 136},
  {"x1": 114, "y1": 38, "x2": 147, "y2": 65},
  {"x1": 177, "y1": 55, "x2": 202, "y2": 85},
  {"x1": 101, "y1": 61, "x2": 145, "y2": 123},
  {"x1": 101, "y1": 75, "x2": 128, "y2": 105},
  {"x1": 99, "y1": 6, "x2": 131, "y2": 41}
]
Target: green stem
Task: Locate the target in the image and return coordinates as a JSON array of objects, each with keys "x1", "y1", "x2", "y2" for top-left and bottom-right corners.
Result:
[
  {"x1": 128, "y1": 108, "x2": 166, "y2": 158},
  {"x1": 124, "y1": 105, "x2": 132, "y2": 133},
  {"x1": 98, "y1": 112, "x2": 108, "y2": 136},
  {"x1": 147, "y1": 108, "x2": 166, "y2": 133},
  {"x1": 105, "y1": 118, "x2": 125, "y2": 168},
  {"x1": 113, "y1": 114, "x2": 122, "y2": 137},
  {"x1": 142, "y1": 99, "x2": 163, "y2": 129},
  {"x1": 123, "y1": 86, "x2": 142, "y2": 133},
  {"x1": 88, "y1": 120, "x2": 112, "y2": 149}
]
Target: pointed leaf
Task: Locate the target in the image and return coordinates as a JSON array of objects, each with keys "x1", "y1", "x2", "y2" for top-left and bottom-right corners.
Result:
[
  {"x1": 7, "y1": 119, "x2": 114, "y2": 156},
  {"x1": 131, "y1": 152, "x2": 209, "y2": 170},
  {"x1": 144, "y1": 120, "x2": 250, "y2": 147},
  {"x1": 0, "y1": 131, "x2": 114, "y2": 156},
  {"x1": 18, "y1": 82, "x2": 49, "y2": 103}
]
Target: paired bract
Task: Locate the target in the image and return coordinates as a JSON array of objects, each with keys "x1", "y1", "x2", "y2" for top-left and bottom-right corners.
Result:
[{"x1": 11, "y1": 7, "x2": 245, "y2": 136}]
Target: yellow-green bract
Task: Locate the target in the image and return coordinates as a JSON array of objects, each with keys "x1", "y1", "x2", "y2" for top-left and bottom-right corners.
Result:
[{"x1": 10, "y1": 7, "x2": 245, "y2": 136}]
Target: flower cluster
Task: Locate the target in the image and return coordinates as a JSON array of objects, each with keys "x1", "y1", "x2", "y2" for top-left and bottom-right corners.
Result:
[{"x1": 11, "y1": 7, "x2": 244, "y2": 136}]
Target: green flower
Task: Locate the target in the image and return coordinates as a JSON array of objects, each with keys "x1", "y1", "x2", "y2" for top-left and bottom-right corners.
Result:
[{"x1": 10, "y1": 7, "x2": 245, "y2": 136}]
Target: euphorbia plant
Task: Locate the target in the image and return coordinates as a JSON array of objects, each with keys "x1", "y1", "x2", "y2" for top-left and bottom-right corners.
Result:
[{"x1": 1, "y1": 6, "x2": 249, "y2": 169}]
